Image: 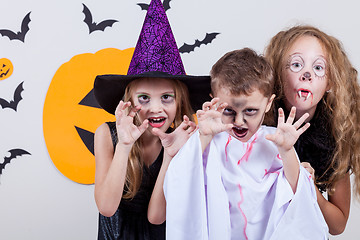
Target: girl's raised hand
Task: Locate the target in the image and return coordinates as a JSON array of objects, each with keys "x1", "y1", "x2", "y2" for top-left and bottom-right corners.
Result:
[
  {"x1": 115, "y1": 101, "x2": 148, "y2": 146},
  {"x1": 152, "y1": 115, "x2": 197, "y2": 158},
  {"x1": 266, "y1": 107, "x2": 310, "y2": 151},
  {"x1": 196, "y1": 98, "x2": 232, "y2": 137}
]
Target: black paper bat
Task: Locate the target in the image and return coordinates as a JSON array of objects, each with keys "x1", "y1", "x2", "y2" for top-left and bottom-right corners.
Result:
[
  {"x1": 0, "y1": 12, "x2": 31, "y2": 42},
  {"x1": 137, "y1": 0, "x2": 171, "y2": 11},
  {"x1": 0, "y1": 81, "x2": 24, "y2": 111},
  {"x1": 82, "y1": 3, "x2": 118, "y2": 33},
  {"x1": 0, "y1": 149, "x2": 31, "y2": 175},
  {"x1": 179, "y1": 32, "x2": 220, "y2": 53}
]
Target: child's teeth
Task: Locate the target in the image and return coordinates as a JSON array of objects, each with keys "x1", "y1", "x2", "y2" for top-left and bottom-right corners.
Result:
[
  {"x1": 298, "y1": 90, "x2": 302, "y2": 98},
  {"x1": 306, "y1": 92, "x2": 312, "y2": 100}
]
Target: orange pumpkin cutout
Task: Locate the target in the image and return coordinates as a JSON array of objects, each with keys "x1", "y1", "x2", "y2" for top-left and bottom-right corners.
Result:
[
  {"x1": 43, "y1": 48, "x2": 134, "y2": 184},
  {"x1": 0, "y1": 58, "x2": 14, "y2": 80}
]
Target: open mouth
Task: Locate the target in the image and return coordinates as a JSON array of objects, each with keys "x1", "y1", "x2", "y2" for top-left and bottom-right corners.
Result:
[
  {"x1": 148, "y1": 117, "x2": 166, "y2": 128},
  {"x1": 297, "y1": 89, "x2": 312, "y2": 101},
  {"x1": 232, "y1": 126, "x2": 248, "y2": 139}
]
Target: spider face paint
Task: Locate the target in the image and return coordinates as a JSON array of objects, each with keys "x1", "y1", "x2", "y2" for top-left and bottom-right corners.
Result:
[{"x1": 282, "y1": 36, "x2": 329, "y2": 118}]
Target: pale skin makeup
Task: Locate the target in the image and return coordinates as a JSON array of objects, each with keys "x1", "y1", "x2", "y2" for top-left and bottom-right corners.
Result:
[
  {"x1": 197, "y1": 87, "x2": 310, "y2": 192},
  {"x1": 281, "y1": 36, "x2": 351, "y2": 235},
  {"x1": 282, "y1": 35, "x2": 330, "y2": 121},
  {"x1": 94, "y1": 78, "x2": 197, "y2": 219}
]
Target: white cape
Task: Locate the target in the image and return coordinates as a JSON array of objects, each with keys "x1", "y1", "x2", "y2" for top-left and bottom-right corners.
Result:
[{"x1": 164, "y1": 126, "x2": 328, "y2": 240}]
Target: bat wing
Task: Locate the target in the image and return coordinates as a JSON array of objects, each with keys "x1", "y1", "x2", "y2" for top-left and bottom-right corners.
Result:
[
  {"x1": 201, "y1": 32, "x2": 220, "y2": 45},
  {"x1": 179, "y1": 42, "x2": 198, "y2": 54},
  {"x1": 19, "y1": 12, "x2": 31, "y2": 42},
  {"x1": 0, "y1": 149, "x2": 31, "y2": 174},
  {"x1": 12, "y1": 81, "x2": 24, "y2": 111},
  {"x1": 163, "y1": 0, "x2": 171, "y2": 11},
  {"x1": 95, "y1": 19, "x2": 118, "y2": 31},
  {"x1": 137, "y1": 3, "x2": 149, "y2": 11},
  {"x1": 0, "y1": 98, "x2": 11, "y2": 109},
  {"x1": 0, "y1": 29, "x2": 18, "y2": 40},
  {"x1": 82, "y1": 3, "x2": 94, "y2": 33}
]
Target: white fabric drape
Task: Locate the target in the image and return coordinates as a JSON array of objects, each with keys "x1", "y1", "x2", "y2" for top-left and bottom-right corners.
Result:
[{"x1": 164, "y1": 126, "x2": 328, "y2": 240}]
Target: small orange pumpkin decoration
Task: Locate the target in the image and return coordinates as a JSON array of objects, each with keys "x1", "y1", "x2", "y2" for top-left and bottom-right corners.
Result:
[{"x1": 0, "y1": 58, "x2": 14, "y2": 80}]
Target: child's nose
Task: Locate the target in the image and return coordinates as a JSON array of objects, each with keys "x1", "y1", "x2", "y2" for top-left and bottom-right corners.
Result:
[
  {"x1": 150, "y1": 100, "x2": 163, "y2": 113},
  {"x1": 234, "y1": 114, "x2": 245, "y2": 125},
  {"x1": 301, "y1": 71, "x2": 312, "y2": 81}
]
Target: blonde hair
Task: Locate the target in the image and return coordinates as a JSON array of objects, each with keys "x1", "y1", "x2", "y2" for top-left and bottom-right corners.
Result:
[
  {"x1": 265, "y1": 25, "x2": 360, "y2": 197},
  {"x1": 121, "y1": 78, "x2": 194, "y2": 199}
]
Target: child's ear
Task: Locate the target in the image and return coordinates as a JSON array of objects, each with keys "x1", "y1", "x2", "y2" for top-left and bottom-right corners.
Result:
[{"x1": 265, "y1": 94, "x2": 276, "y2": 113}]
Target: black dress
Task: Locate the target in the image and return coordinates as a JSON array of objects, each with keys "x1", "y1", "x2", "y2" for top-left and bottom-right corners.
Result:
[
  {"x1": 276, "y1": 101, "x2": 335, "y2": 193},
  {"x1": 98, "y1": 122, "x2": 165, "y2": 240}
]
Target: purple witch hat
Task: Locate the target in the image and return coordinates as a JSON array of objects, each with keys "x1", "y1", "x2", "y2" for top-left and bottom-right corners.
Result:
[
  {"x1": 128, "y1": 0, "x2": 185, "y2": 75},
  {"x1": 94, "y1": 0, "x2": 211, "y2": 114}
]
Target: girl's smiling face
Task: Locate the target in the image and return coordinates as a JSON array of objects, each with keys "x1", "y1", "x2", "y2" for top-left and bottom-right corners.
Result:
[
  {"x1": 131, "y1": 78, "x2": 177, "y2": 134},
  {"x1": 282, "y1": 36, "x2": 329, "y2": 118},
  {"x1": 216, "y1": 87, "x2": 274, "y2": 142}
]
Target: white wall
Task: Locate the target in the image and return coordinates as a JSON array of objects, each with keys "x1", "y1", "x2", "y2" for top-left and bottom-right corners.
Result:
[{"x1": 0, "y1": 0, "x2": 359, "y2": 239}]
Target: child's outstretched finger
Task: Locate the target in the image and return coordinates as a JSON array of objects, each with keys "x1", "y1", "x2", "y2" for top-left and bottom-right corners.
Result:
[
  {"x1": 297, "y1": 122, "x2": 310, "y2": 136},
  {"x1": 265, "y1": 134, "x2": 276, "y2": 143},
  {"x1": 138, "y1": 119, "x2": 149, "y2": 133},
  {"x1": 277, "y1": 108, "x2": 285, "y2": 125},
  {"x1": 114, "y1": 100, "x2": 124, "y2": 115},
  {"x1": 286, "y1": 106, "x2": 296, "y2": 124},
  {"x1": 293, "y1": 112, "x2": 310, "y2": 130},
  {"x1": 196, "y1": 109, "x2": 205, "y2": 118},
  {"x1": 152, "y1": 126, "x2": 166, "y2": 139},
  {"x1": 210, "y1": 97, "x2": 220, "y2": 107},
  {"x1": 202, "y1": 101, "x2": 212, "y2": 111},
  {"x1": 186, "y1": 119, "x2": 197, "y2": 134},
  {"x1": 202, "y1": 100, "x2": 216, "y2": 111},
  {"x1": 128, "y1": 105, "x2": 141, "y2": 118},
  {"x1": 216, "y1": 102, "x2": 228, "y2": 113}
]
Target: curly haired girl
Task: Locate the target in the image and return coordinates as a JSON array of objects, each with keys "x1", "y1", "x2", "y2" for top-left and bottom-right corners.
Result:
[{"x1": 265, "y1": 25, "x2": 360, "y2": 235}]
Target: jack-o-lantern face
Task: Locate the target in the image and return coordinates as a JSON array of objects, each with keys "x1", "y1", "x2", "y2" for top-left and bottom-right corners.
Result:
[
  {"x1": 43, "y1": 48, "x2": 134, "y2": 184},
  {"x1": 0, "y1": 58, "x2": 14, "y2": 80}
]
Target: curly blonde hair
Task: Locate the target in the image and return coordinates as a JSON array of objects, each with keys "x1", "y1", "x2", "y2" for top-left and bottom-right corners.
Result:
[
  {"x1": 121, "y1": 78, "x2": 194, "y2": 199},
  {"x1": 265, "y1": 25, "x2": 360, "y2": 197}
]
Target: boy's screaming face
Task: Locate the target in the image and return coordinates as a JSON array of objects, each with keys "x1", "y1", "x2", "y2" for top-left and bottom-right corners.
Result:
[{"x1": 216, "y1": 88, "x2": 274, "y2": 142}]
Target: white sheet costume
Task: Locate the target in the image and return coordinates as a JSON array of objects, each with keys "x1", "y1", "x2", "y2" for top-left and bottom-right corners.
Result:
[{"x1": 164, "y1": 126, "x2": 328, "y2": 240}]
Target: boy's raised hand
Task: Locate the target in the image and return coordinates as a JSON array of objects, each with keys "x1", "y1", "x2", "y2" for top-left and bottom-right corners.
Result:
[
  {"x1": 196, "y1": 98, "x2": 232, "y2": 137},
  {"x1": 266, "y1": 107, "x2": 310, "y2": 151},
  {"x1": 115, "y1": 101, "x2": 149, "y2": 146},
  {"x1": 152, "y1": 115, "x2": 197, "y2": 158}
]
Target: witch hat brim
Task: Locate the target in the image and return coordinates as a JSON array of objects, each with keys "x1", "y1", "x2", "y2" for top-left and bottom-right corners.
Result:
[
  {"x1": 94, "y1": 72, "x2": 211, "y2": 114},
  {"x1": 94, "y1": 0, "x2": 211, "y2": 114}
]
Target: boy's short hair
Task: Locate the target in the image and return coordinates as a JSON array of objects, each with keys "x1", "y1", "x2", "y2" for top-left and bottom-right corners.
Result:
[{"x1": 210, "y1": 48, "x2": 274, "y2": 98}]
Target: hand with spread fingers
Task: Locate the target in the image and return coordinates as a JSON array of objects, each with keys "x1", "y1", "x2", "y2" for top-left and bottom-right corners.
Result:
[
  {"x1": 114, "y1": 100, "x2": 149, "y2": 146},
  {"x1": 266, "y1": 107, "x2": 310, "y2": 152},
  {"x1": 196, "y1": 98, "x2": 232, "y2": 137},
  {"x1": 152, "y1": 115, "x2": 197, "y2": 158}
]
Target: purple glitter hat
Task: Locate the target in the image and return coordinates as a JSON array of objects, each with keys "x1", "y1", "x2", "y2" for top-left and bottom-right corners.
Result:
[
  {"x1": 127, "y1": 0, "x2": 185, "y2": 75},
  {"x1": 94, "y1": 0, "x2": 211, "y2": 114}
]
